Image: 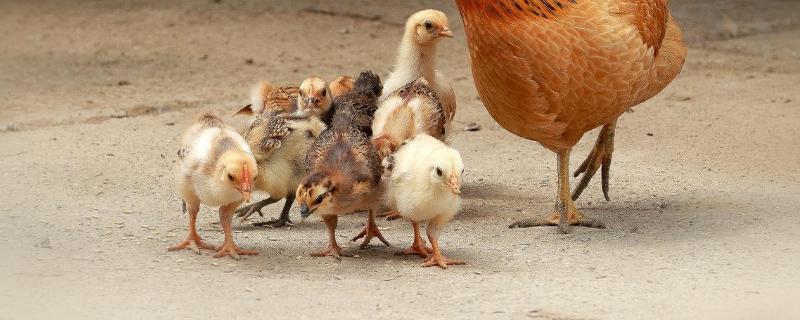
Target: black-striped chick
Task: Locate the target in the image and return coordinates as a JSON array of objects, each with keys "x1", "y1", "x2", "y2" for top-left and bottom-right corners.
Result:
[
  {"x1": 170, "y1": 112, "x2": 258, "y2": 260},
  {"x1": 383, "y1": 134, "x2": 465, "y2": 268}
]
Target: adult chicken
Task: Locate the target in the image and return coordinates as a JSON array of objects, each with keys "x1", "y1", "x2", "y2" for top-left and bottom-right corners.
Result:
[{"x1": 455, "y1": 0, "x2": 687, "y2": 232}]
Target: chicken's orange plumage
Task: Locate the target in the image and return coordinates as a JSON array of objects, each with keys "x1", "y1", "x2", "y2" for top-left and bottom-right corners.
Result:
[{"x1": 456, "y1": 0, "x2": 686, "y2": 232}]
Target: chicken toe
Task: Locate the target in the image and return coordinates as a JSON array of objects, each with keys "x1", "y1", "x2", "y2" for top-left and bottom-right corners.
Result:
[
  {"x1": 251, "y1": 195, "x2": 295, "y2": 228},
  {"x1": 396, "y1": 221, "x2": 432, "y2": 258},
  {"x1": 572, "y1": 120, "x2": 616, "y2": 202},
  {"x1": 236, "y1": 197, "x2": 281, "y2": 223},
  {"x1": 168, "y1": 236, "x2": 215, "y2": 254},
  {"x1": 351, "y1": 211, "x2": 390, "y2": 249}
]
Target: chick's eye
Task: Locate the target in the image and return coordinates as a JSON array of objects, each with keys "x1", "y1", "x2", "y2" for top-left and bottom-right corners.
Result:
[
  {"x1": 435, "y1": 168, "x2": 443, "y2": 177},
  {"x1": 227, "y1": 174, "x2": 235, "y2": 181},
  {"x1": 314, "y1": 194, "x2": 325, "y2": 205},
  {"x1": 424, "y1": 21, "x2": 433, "y2": 30},
  {"x1": 321, "y1": 88, "x2": 327, "y2": 96}
]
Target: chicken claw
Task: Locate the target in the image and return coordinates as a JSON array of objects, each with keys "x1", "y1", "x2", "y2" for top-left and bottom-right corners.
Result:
[
  {"x1": 236, "y1": 198, "x2": 280, "y2": 223},
  {"x1": 310, "y1": 244, "x2": 353, "y2": 260},
  {"x1": 422, "y1": 253, "x2": 466, "y2": 269},
  {"x1": 168, "y1": 237, "x2": 215, "y2": 254},
  {"x1": 251, "y1": 195, "x2": 295, "y2": 228},
  {"x1": 213, "y1": 243, "x2": 258, "y2": 260},
  {"x1": 396, "y1": 221, "x2": 432, "y2": 258},
  {"x1": 572, "y1": 121, "x2": 616, "y2": 202},
  {"x1": 351, "y1": 211, "x2": 390, "y2": 249}
]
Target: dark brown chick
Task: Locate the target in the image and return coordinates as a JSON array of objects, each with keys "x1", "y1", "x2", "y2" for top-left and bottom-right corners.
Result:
[{"x1": 321, "y1": 70, "x2": 383, "y2": 134}]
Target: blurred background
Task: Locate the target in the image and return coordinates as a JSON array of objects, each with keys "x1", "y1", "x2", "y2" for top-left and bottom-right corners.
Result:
[{"x1": 1, "y1": 1, "x2": 798, "y2": 319}]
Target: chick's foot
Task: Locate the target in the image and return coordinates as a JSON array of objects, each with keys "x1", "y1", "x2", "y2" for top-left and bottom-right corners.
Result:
[
  {"x1": 351, "y1": 218, "x2": 391, "y2": 249},
  {"x1": 310, "y1": 244, "x2": 353, "y2": 260},
  {"x1": 252, "y1": 217, "x2": 293, "y2": 228},
  {"x1": 422, "y1": 253, "x2": 466, "y2": 269},
  {"x1": 235, "y1": 198, "x2": 280, "y2": 223},
  {"x1": 213, "y1": 242, "x2": 258, "y2": 260},
  {"x1": 168, "y1": 234, "x2": 215, "y2": 254}
]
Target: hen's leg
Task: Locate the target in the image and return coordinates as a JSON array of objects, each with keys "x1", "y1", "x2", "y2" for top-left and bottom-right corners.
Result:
[
  {"x1": 397, "y1": 221, "x2": 432, "y2": 258},
  {"x1": 214, "y1": 202, "x2": 259, "y2": 259},
  {"x1": 252, "y1": 194, "x2": 295, "y2": 228},
  {"x1": 351, "y1": 210, "x2": 391, "y2": 249},
  {"x1": 572, "y1": 120, "x2": 616, "y2": 201},
  {"x1": 510, "y1": 149, "x2": 606, "y2": 233},
  {"x1": 422, "y1": 217, "x2": 465, "y2": 269},
  {"x1": 311, "y1": 215, "x2": 353, "y2": 260},
  {"x1": 236, "y1": 197, "x2": 281, "y2": 223},
  {"x1": 168, "y1": 199, "x2": 215, "y2": 253}
]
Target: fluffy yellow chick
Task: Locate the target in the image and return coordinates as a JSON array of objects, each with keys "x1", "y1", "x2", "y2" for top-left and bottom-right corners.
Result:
[
  {"x1": 170, "y1": 112, "x2": 258, "y2": 259},
  {"x1": 384, "y1": 134, "x2": 464, "y2": 269},
  {"x1": 380, "y1": 9, "x2": 456, "y2": 123},
  {"x1": 295, "y1": 76, "x2": 333, "y2": 120}
]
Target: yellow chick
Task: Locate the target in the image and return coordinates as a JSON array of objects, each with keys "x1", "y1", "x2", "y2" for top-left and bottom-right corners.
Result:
[
  {"x1": 170, "y1": 112, "x2": 258, "y2": 260},
  {"x1": 381, "y1": 9, "x2": 456, "y2": 123},
  {"x1": 384, "y1": 134, "x2": 464, "y2": 269},
  {"x1": 295, "y1": 76, "x2": 333, "y2": 120}
]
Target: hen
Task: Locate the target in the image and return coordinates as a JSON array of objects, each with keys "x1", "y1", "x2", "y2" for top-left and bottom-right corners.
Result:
[{"x1": 455, "y1": 0, "x2": 687, "y2": 232}]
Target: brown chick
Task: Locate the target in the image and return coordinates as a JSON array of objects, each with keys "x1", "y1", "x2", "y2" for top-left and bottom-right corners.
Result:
[
  {"x1": 295, "y1": 123, "x2": 386, "y2": 259},
  {"x1": 170, "y1": 112, "x2": 258, "y2": 259},
  {"x1": 295, "y1": 76, "x2": 333, "y2": 119},
  {"x1": 234, "y1": 111, "x2": 326, "y2": 227},
  {"x1": 235, "y1": 81, "x2": 300, "y2": 116},
  {"x1": 372, "y1": 77, "x2": 447, "y2": 160},
  {"x1": 456, "y1": 0, "x2": 687, "y2": 232},
  {"x1": 329, "y1": 76, "x2": 355, "y2": 99},
  {"x1": 325, "y1": 70, "x2": 383, "y2": 135}
]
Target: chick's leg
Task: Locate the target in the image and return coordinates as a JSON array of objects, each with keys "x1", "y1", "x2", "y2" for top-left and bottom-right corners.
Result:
[
  {"x1": 214, "y1": 202, "x2": 259, "y2": 260},
  {"x1": 572, "y1": 120, "x2": 616, "y2": 201},
  {"x1": 311, "y1": 215, "x2": 353, "y2": 260},
  {"x1": 422, "y1": 217, "x2": 465, "y2": 269},
  {"x1": 351, "y1": 210, "x2": 391, "y2": 249},
  {"x1": 252, "y1": 194, "x2": 295, "y2": 228},
  {"x1": 509, "y1": 149, "x2": 606, "y2": 233},
  {"x1": 236, "y1": 197, "x2": 281, "y2": 223},
  {"x1": 396, "y1": 221, "x2": 432, "y2": 258},
  {"x1": 168, "y1": 199, "x2": 215, "y2": 253}
]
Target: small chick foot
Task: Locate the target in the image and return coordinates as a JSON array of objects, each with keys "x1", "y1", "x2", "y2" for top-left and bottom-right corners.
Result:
[
  {"x1": 377, "y1": 210, "x2": 402, "y2": 221},
  {"x1": 397, "y1": 242, "x2": 433, "y2": 258},
  {"x1": 422, "y1": 254, "x2": 465, "y2": 269},
  {"x1": 235, "y1": 198, "x2": 278, "y2": 223},
  {"x1": 351, "y1": 224, "x2": 391, "y2": 249},
  {"x1": 509, "y1": 211, "x2": 606, "y2": 229},
  {"x1": 252, "y1": 217, "x2": 293, "y2": 228},
  {"x1": 168, "y1": 237, "x2": 215, "y2": 254},
  {"x1": 310, "y1": 244, "x2": 353, "y2": 260},
  {"x1": 213, "y1": 242, "x2": 258, "y2": 260}
]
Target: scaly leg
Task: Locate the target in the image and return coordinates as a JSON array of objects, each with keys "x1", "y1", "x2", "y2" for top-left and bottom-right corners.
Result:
[
  {"x1": 422, "y1": 217, "x2": 465, "y2": 269},
  {"x1": 377, "y1": 209, "x2": 402, "y2": 221},
  {"x1": 572, "y1": 120, "x2": 616, "y2": 201},
  {"x1": 214, "y1": 202, "x2": 259, "y2": 260},
  {"x1": 311, "y1": 215, "x2": 353, "y2": 260},
  {"x1": 252, "y1": 194, "x2": 295, "y2": 228},
  {"x1": 351, "y1": 210, "x2": 391, "y2": 249},
  {"x1": 236, "y1": 197, "x2": 281, "y2": 223},
  {"x1": 168, "y1": 199, "x2": 215, "y2": 253},
  {"x1": 397, "y1": 220, "x2": 432, "y2": 258},
  {"x1": 510, "y1": 149, "x2": 606, "y2": 233}
]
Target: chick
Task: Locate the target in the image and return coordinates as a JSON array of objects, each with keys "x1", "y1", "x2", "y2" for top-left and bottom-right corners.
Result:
[
  {"x1": 372, "y1": 77, "x2": 447, "y2": 160},
  {"x1": 235, "y1": 81, "x2": 300, "y2": 116},
  {"x1": 170, "y1": 112, "x2": 258, "y2": 259},
  {"x1": 384, "y1": 134, "x2": 465, "y2": 269},
  {"x1": 328, "y1": 70, "x2": 383, "y2": 135},
  {"x1": 234, "y1": 112, "x2": 326, "y2": 227},
  {"x1": 295, "y1": 76, "x2": 333, "y2": 119},
  {"x1": 381, "y1": 9, "x2": 456, "y2": 123},
  {"x1": 329, "y1": 75, "x2": 354, "y2": 99}
]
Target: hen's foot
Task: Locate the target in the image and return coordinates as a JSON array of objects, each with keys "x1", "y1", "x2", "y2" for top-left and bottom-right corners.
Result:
[
  {"x1": 213, "y1": 242, "x2": 258, "y2": 260},
  {"x1": 168, "y1": 236, "x2": 215, "y2": 254},
  {"x1": 422, "y1": 253, "x2": 466, "y2": 269},
  {"x1": 572, "y1": 121, "x2": 616, "y2": 201},
  {"x1": 397, "y1": 242, "x2": 433, "y2": 258},
  {"x1": 509, "y1": 210, "x2": 605, "y2": 230},
  {"x1": 310, "y1": 244, "x2": 353, "y2": 260},
  {"x1": 252, "y1": 217, "x2": 293, "y2": 228},
  {"x1": 351, "y1": 223, "x2": 391, "y2": 249},
  {"x1": 377, "y1": 210, "x2": 402, "y2": 221}
]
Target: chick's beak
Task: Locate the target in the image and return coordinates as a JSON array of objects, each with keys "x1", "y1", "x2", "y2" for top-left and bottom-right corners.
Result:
[
  {"x1": 445, "y1": 175, "x2": 461, "y2": 195},
  {"x1": 304, "y1": 97, "x2": 320, "y2": 109},
  {"x1": 238, "y1": 181, "x2": 252, "y2": 201},
  {"x1": 437, "y1": 28, "x2": 453, "y2": 38},
  {"x1": 299, "y1": 202, "x2": 313, "y2": 223}
]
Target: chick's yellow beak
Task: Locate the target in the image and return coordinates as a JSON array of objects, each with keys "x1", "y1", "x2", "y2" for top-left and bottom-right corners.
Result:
[
  {"x1": 445, "y1": 175, "x2": 461, "y2": 194},
  {"x1": 437, "y1": 28, "x2": 453, "y2": 38}
]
